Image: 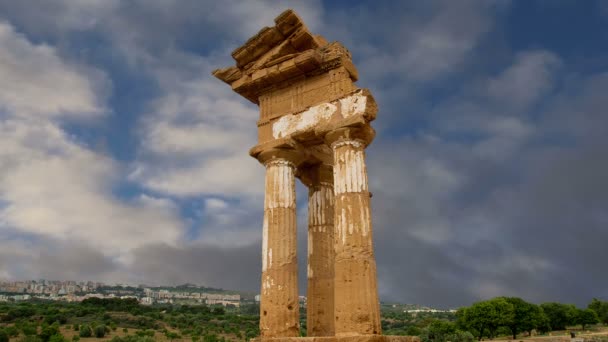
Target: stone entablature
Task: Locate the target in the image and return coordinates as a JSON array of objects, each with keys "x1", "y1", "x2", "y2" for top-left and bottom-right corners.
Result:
[
  {"x1": 213, "y1": 9, "x2": 417, "y2": 342},
  {"x1": 213, "y1": 10, "x2": 361, "y2": 150}
]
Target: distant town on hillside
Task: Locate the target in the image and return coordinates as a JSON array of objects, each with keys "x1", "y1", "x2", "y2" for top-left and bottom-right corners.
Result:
[{"x1": 0, "y1": 279, "x2": 450, "y2": 312}]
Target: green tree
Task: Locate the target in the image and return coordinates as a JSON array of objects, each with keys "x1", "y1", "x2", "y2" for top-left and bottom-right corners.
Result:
[
  {"x1": 39, "y1": 324, "x2": 60, "y2": 342},
  {"x1": 504, "y1": 297, "x2": 545, "y2": 339},
  {"x1": 0, "y1": 329, "x2": 9, "y2": 342},
  {"x1": 419, "y1": 320, "x2": 473, "y2": 342},
  {"x1": 588, "y1": 299, "x2": 608, "y2": 325},
  {"x1": 536, "y1": 308, "x2": 552, "y2": 334},
  {"x1": 576, "y1": 309, "x2": 599, "y2": 330},
  {"x1": 460, "y1": 298, "x2": 515, "y2": 340},
  {"x1": 540, "y1": 303, "x2": 577, "y2": 330},
  {"x1": 420, "y1": 320, "x2": 456, "y2": 342}
]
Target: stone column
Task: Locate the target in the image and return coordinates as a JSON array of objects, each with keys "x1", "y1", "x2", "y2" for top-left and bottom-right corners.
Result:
[
  {"x1": 300, "y1": 164, "x2": 335, "y2": 337},
  {"x1": 326, "y1": 126, "x2": 381, "y2": 336},
  {"x1": 258, "y1": 150, "x2": 302, "y2": 338}
]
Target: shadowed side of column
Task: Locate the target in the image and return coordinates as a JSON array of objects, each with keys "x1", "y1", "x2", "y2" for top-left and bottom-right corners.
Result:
[{"x1": 301, "y1": 164, "x2": 335, "y2": 337}]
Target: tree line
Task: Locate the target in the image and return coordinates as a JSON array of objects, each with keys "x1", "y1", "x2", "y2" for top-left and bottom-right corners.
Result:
[
  {"x1": 449, "y1": 297, "x2": 608, "y2": 341},
  {"x1": 0, "y1": 298, "x2": 259, "y2": 342},
  {"x1": 1, "y1": 297, "x2": 607, "y2": 342}
]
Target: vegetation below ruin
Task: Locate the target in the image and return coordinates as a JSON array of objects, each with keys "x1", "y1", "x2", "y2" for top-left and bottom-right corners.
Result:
[{"x1": 0, "y1": 297, "x2": 607, "y2": 342}]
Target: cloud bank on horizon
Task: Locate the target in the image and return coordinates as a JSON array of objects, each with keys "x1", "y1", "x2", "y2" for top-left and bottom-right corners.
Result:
[{"x1": 0, "y1": 0, "x2": 606, "y2": 308}]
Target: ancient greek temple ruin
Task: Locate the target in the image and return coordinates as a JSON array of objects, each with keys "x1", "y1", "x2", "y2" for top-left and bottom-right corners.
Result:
[{"x1": 214, "y1": 10, "x2": 415, "y2": 342}]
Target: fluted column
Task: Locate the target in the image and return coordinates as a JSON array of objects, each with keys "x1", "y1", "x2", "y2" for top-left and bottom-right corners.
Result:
[
  {"x1": 326, "y1": 126, "x2": 381, "y2": 336},
  {"x1": 301, "y1": 164, "x2": 335, "y2": 337},
  {"x1": 258, "y1": 150, "x2": 302, "y2": 338}
]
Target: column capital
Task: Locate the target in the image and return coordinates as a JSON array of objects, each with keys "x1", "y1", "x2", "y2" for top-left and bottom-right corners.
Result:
[
  {"x1": 325, "y1": 125, "x2": 375, "y2": 149},
  {"x1": 298, "y1": 164, "x2": 333, "y2": 188},
  {"x1": 257, "y1": 148, "x2": 307, "y2": 168}
]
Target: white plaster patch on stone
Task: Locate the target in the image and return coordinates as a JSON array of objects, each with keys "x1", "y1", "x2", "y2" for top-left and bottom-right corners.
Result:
[
  {"x1": 266, "y1": 162, "x2": 295, "y2": 209},
  {"x1": 262, "y1": 215, "x2": 269, "y2": 271},
  {"x1": 348, "y1": 207, "x2": 354, "y2": 235},
  {"x1": 272, "y1": 102, "x2": 337, "y2": 139},
  {"x1": 359, "y1": 195, "x2": 368, "y2": 237},
  {"x1": 263, "y1": 275, "x2": 273, "y2": 294},
  {"x1": 340, "y1": 208, "x2": 347, "y2": 245},
  {"x1": 334, "y1": 143, "x2": 368, "y2": 194},
  {"x1": 339, "y1": 91, "x2": 367, "y2": 118},
  {"x1": 310, "y1": 185, "x2": 333, "y2": 227},
  {"x1": 268, "y1": 248, "x2": 273, "y2": 268},
  {"x1": 308, "y1": 230, "x2": 313, "y2": 257}
]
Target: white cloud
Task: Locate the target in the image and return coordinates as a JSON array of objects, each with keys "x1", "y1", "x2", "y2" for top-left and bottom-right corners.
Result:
[
  {"x1": 0, "y1": 21, "x2": 184, "y2": 264},
  {"x1": 130, "y1": 71, "x2": 264, "y2": 198},
  {"x1": 0, "y1": 21, "x2": 106, "y2": 119},
  {"x1": 0, "y1": 120, "x2": 184, "y2": 256},
  {"x1": 487, "y1": 50, "x2": 562, "y2": 110}
]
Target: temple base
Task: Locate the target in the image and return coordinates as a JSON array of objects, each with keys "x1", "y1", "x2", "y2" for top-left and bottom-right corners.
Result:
[{"x1": 252, "y1": 335, "x2": 419, "y2": 342}]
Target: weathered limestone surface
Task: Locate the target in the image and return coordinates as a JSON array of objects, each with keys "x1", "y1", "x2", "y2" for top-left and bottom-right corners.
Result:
[
  {"x1": 251, "y1": 335, "x2": 419, "y2": 342},
  {"x1": 213, "y1": 8, "x2": 417, "y2": 342},
  {"x1": 301, "y1": 165, "x2": 335, "y2": 337},
  {"x1": 259, "y1": 150, "x2": 301, "y2": 338},
  {"x1": 326, "y1": 127, "x2": 381, "y2": 336}
]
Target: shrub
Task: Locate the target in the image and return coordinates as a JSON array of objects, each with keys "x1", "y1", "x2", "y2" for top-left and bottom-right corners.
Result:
[
  {"x1": 4, "y1": 326, "x2": 19, "y2": 337},
  {"x1": 39, "y1": 324, "x2": 60, "y2": 342},
  {"x1": 405, "y1": 326, "x2": 421, "y2": 336},
  {"x1": 449, "y1": 331, "x2": 475, "y2": 342},
  {"x1": 203, "y1": 333, "x2": 219, "y2": 342},
  {"x1": 134, "y1": 330, "x2": 154, "y2": 337},
  {"x1": 79, "y1": 325, "x2": 92, "y2": 338},
  {"x1": 48, "y1": 334, "x2": 66, "y2": 342},
  {"x1": 95, "y1": 325, "x2": 107, "y2": 338},
  {"x1": 19, "y1": 336, "x2": 43, "y2": 342},
  {"x1": 20, "y1": 322, "x2": 39, "y2": 336}
]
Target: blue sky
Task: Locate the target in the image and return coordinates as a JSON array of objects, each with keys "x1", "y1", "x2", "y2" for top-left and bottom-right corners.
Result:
[{"x1": 0, "y1": 0, "x2": 607, "y2": 308}]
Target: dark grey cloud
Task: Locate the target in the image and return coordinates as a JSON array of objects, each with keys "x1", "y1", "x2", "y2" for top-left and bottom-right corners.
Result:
[
  {"x1": 128, "y1": 242, "x2": 261, "y2": 291},
  {"x1": 0, "y1": 237, "x2": 117, "y2": 281},
  {"x1": 363, "y1": 66, "x2": 608, "y2": 307}
]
